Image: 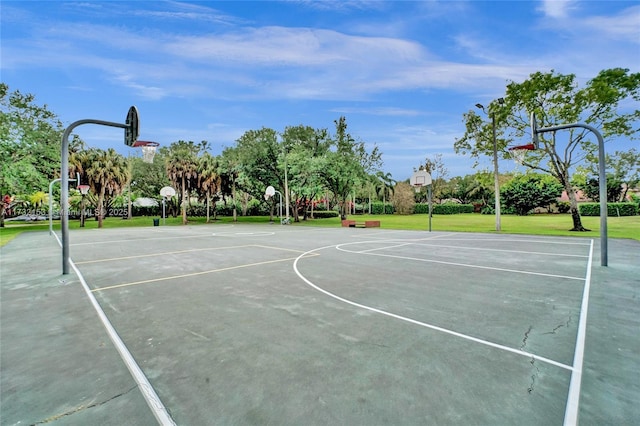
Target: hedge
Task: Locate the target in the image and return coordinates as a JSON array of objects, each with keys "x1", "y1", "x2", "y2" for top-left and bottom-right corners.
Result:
[
  {"x1": 309, "y1": 210, "x2": 340, "y2": 218},
  {"x1": 578, "y1": 202, "x2": 638, "y2": 216},
  {"x1": 371, "y1": 202, "x2": 394, "y2": 215},
  {"x1": 415, "y1": 203, "x2": 474, "y2": 215}
]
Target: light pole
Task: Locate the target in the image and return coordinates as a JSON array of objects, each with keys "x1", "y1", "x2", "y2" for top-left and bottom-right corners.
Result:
[{"x1": 476, "y1": 98, "x2": 504, "y2": 232}]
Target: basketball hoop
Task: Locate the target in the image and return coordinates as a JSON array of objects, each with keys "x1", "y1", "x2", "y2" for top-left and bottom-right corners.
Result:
[
  {"x1": 508, "y1": 143, "x2": 536, "y2": 170},
  {"x1": 412, "y1": 184, "x2": 423, "y2": 193},
  {"x1": 132, "y1": 140, "x2": 159, "y2": 163},
  {"x1": 77, "y1": 184, "x2": 90, "y2": 195}
]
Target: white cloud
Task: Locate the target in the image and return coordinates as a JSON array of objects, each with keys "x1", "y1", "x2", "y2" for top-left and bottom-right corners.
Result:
[{"x1": 537, "y1": 0, "x2": 579, "y2": 19}]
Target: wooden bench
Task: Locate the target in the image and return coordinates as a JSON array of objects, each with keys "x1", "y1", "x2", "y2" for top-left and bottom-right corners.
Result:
[{"x1": 341, "y1": 220, "x2": 380, "y2": 228}]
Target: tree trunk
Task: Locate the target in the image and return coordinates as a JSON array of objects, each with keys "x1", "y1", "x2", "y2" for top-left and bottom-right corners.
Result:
[
  {"x1": 206, "y1": 193, "x2": 210, "y2": 223},
  {"x1": 565, "y1": 185, "x2": 590, "y2": 232},
  {"x1": 98, "y1": 190, "x2": 105, "y2": 228},
  {"x1": 182, "y1": 176, "x2": 188, "y2": 225}
]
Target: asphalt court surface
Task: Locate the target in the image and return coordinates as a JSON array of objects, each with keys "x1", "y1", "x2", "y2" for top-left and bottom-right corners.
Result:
[{"x1": 2, "y1": 223, "x2": 639, "y2": 425}]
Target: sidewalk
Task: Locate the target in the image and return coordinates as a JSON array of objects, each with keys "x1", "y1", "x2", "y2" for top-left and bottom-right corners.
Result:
[{"x1": 0, "y1": 231, "x2": 157, "y2": 425}]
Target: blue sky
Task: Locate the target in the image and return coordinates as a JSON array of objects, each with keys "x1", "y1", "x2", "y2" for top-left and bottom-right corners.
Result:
[{"x1": 2, "y1": 0, "x2": 638, "y2": 181}]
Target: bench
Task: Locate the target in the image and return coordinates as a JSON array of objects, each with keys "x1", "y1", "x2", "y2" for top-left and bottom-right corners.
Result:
[{"x1": 341, "y1": 220, "x2": 380, "y2": 228}]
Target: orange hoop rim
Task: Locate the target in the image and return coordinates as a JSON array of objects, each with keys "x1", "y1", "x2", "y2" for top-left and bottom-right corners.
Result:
[
  {"x1": 132, "y1": 140, "x2": 160, "y2": 147},
  {"x1": 508, "y1": 143, "x2": 535, "y2": 151}
]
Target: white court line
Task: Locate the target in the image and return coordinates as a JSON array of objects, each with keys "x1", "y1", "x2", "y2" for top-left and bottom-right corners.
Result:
[
  {"x1": 52, "y1": 232, "x2": 175, "y2": 425},
  {"x1": 563, "y1": 239, "x2": 594, "y2": 425},
  {"x1": 74, "y1": 245, "x2": 254, "y2": 265},
  {"x1": 336, "y1": 242, "x2": 585, "y2": 281},
  {"x1": 293, "y1": 244, "x2": 574, "y2": 372},
  {"x1": 71, "y1": 234, "x2": 214, "y2": 246},
  {"x1": 351, "y1": 240, "x2": 588, "y2": 258}
]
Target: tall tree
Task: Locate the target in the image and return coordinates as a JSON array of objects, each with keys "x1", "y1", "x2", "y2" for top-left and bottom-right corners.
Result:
[
  {"x1": 84, "y1": 148, "x2": 130, "y2": 228},
  {"x1": 282, "y1": 125, "x2": 330, "y2": 221},
  {"x1": 456, "y1": 69, "x2": 640, "y2": 231},
  {"x1": 166, "y1": 140, "x2": 202, "y2": 224},
  {"x1": 0, "y1": 84, "x2": 64, "y2": 226},
  {"x1": 197, "y1": 152, "x2": 221, "y2": 222},
  {"x1": 374, "y1": 171, "x2": 395, "y2": 213},
  {"x1": 319, "y1": 117, "x2": 382, "y2": 220}
]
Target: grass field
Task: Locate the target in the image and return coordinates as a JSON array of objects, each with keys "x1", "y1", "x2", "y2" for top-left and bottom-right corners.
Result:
[{"x1": 1, "y1": 213, "x2": 638, "y2": 248}]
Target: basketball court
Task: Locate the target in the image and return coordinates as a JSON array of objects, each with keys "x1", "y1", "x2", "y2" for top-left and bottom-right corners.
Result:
[{"x1": 1, "y1": 223, "x2": 638, "y2": 425}]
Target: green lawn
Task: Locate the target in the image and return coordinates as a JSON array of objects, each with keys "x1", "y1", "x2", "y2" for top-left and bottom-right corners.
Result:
[{"x1": 1, "y1": 213, "x2": 638, "y2": 247}]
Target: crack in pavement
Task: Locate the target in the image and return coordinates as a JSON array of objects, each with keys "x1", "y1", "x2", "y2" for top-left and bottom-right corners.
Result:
[
  {"x1": 520, "y1": 325, "x2": 533, "y2": 351},
  {"x1": 30, "y1": 385, "x2": 138, "y2": 425},
  {"x1": 543, "y1": 313, "x2": 572, "y2": 335},
  {"x1": 527, "y1": 357, "x2": 541, "y2": 394}
]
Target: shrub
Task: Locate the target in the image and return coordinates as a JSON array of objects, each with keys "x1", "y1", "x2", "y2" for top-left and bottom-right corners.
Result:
[
  {"x1": 556, "y1": 201, "x2": 571, "y2": 214},
  {"x1": 578, "y1": 202, "x2": 638, "y2": 216},
  {"x1": 415, "y1": 203, "x2": 473, "y2": 214},
  {"x1": 311, "y1": 210, "x2": 339, "y2": 218},
  {"x1": 391, "y1": 182, "x2": 415, "y2": 214},
  {"x1": 371, "y1": 202, "x2": 393, "y2": 214}
]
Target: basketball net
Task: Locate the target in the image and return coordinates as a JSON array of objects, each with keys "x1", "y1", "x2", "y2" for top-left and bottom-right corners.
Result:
[
  {"x1": 508, "y1": 143, "x2": 535, "y2": 173},
  {"x1": 141, "y1": 145, "x2": 157, "y2": 163},
  {"x1": 413, "y1": 184, "x2": 423, "y2": 193}
]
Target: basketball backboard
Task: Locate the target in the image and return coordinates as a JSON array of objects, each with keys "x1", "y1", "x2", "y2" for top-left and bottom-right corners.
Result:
[
  {"x1": 410, "y1": 170, "x2": 432, "y2": 188},
  {"x1": 160, "y1": 186, "x2": 176, "y2": 198}
]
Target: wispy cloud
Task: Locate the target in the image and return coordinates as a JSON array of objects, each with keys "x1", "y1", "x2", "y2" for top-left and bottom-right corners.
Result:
[{"x1": 537, "y1": 0, "x2": 579, "y2": 19}]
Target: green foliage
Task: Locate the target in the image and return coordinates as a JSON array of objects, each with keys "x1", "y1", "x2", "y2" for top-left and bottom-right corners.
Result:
[
  {"x1": 500, "y1": 174, "x2": 563, "y2": 215},
  {"x1": 319, "y1": 117, "x2": 382, "y2": 219},
  {"x1": 579, "y1": 203, "x2": 638, "y2": 217},
  {"x1": 579, "y1": 175, "x2": 624, "y2": 202},
  {"x1": 391, "y1": 182, "x2": 415, "y2": 214},
  {"x1": 371, "y1": 202, "x2": 393, "y2": 214},
  {"x1": 310, "y1": 210, "x2": 339, "y2": 218},
  {"x1": 0, "y1": 83, "x2": 64, "y2": 197},
  {"x1": 428, "y1": 203, "x2": 474, "y2": 214},
  {"x1": 557, "y1": 201, "x2": 571, "y2": 214}
]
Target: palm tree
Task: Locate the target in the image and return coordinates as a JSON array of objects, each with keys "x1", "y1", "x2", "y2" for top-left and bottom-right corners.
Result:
[
  {"x1": 166, "y1": 141, "x2": 200, "y2": 225},
  {"x1": 85, "y1": 148, "x2": 129, "y2": 228},
  {"x1": 198, "y1": 152, "x2": 221, "y2": 223},
  {"x1": 375, "y1": 171, "x2": 395, "y2": 214}
]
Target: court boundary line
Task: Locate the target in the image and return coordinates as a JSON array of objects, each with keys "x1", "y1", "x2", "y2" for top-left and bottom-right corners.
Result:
[
  {"x1": 92, "y1": 254, "x2": 319, "y2": 293},
  {"x1": 74, "y1": 245, "x2": 255, "y2": 265},
  {"x1": 563, "y1": 239, "x2": 594, "y2": 425},
  {"x1": 51, "y1": 233, "x2": 176, "y2": 425},
  {"x1": 293, "y1": 243, "x2": 574, "y2": 372},
  {"x1": 336, "y1": 242, "x2": 585, "y2": 281}
]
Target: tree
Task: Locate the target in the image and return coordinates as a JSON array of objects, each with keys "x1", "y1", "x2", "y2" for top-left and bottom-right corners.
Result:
[
  {"x1": 374, "y1": 171, "x2": 395, "y2": 214},
  {"x1": 319, "y1": 117, "x2": 382, "y2": 220},
  {"x1": 500, "y1": 174, "x2": 563, "y2": 215},
  {"x1": 417, "y1": 154, "x2": 448, "y2": 201},
  {"x1": 576, "y1": 175, "x2": 624, "y2": 203},
  {"x1": 197, "y1": 152, "x2": 221, "y2": 223},
  {"x1": 282, "y1": 125, "x2": 330, "y2": 221},
  {"x1": 83, "y1": 148, "x2": 130, "y2": 228},
  {"x1": 457, "y1": 69, "x2": 640, "y2": 231},
  {"x1": 580, "y1": 148, "x2": 640, "y2": 201},
  {"x1": 0, "y1": 84, "x2": 64, "y2": 226},
  {"x1": 391, "y1": 182, "x2": 415, "y2": 215},
  {"x1": 503, "y1": 69, "x2": 640, "y2": 230},
  {"x1": 166, "y1": 140, "x2": 202, "y2": 224}
]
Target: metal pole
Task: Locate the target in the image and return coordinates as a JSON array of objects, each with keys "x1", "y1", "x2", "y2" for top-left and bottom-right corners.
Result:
[
  {"x1": 492, "y1": 114, "x2": 501, "y2": 231},
  {"x1": 535, "y1": 122, "x2": 607, "y2": 266},
  {"x1": 61, "y1": 119, "x2": 128, "y2": 274},
  {"x1": 428, "y1": 184, "x2": 433, "y2": 232}
]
